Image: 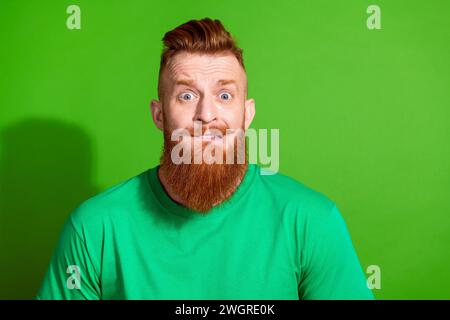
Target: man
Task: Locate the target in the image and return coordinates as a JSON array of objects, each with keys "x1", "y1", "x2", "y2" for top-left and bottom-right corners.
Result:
[{"x1": 36, "y1": 18, "x2": 374, "y2": 300}]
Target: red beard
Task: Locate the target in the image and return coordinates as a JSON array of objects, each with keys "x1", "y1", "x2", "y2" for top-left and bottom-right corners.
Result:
[{"x1": 159, "y1": 123, "x2": 248, "y2": 213}]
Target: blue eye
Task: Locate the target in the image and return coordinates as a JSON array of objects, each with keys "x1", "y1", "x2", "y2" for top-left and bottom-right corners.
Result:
[
  {"x1": 180, "y1": 92, "x2": 194, "y2": 101},
  {"x1": 220, "y1": 92, "x2": 231, "y2": 100}
]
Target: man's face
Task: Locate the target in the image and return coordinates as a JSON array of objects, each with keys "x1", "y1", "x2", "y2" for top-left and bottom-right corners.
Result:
[
  {"x1": 150, "y1": 51, "x2": 255, "y2": 213},
  {"x1": 151, "y1": 51, "x2": 255, "y2": 147}
]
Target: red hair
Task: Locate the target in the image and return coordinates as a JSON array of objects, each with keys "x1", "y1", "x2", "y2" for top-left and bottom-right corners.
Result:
[{"x1": 157, "y1": 18, "x2": 246, "y2": 99}]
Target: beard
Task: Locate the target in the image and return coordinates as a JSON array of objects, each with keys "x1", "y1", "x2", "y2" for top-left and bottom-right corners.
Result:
[{"x1": 158, "y1": 120, "x2": 248, "y2": 214}]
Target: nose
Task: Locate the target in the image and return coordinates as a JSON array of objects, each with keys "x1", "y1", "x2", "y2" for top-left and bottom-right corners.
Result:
[{"x1": 193, "y1": 94, "x2": 218, "y2": 125}]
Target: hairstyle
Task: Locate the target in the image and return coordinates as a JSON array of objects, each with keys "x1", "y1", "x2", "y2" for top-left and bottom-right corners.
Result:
[{"x1": 157, "y1": 18, "x2": 246, "y2": 100}]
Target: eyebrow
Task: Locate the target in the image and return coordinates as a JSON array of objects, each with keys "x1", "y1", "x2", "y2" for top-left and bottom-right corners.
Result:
[
  {"x1": 174, "y1": 79, "x2": 195, "y2": 87},
  {"x1": 174, "y1": 79, "x2": 238, "y2": 88},
  {"x1": 217, "y1": 79, "x2": 237, "y2": 87}
]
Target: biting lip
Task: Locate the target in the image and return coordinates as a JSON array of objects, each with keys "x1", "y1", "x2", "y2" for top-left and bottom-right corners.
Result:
[{"x1": 194, "y1": 134, "x2": 223, "y2": 141}]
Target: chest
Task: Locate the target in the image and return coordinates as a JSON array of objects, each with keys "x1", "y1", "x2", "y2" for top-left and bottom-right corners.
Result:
[{"x1": 100, "y1": 218, "x2": 300, "y2": 299}]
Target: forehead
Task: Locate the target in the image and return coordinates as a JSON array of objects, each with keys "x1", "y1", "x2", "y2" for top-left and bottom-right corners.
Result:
[{"x1": 164, "y1": 52, "x2": 245, "y2": 84}]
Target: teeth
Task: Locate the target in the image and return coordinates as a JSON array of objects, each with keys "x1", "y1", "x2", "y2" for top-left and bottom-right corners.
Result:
[{"x1": 197, "y1": 135, "x2": 222, "y2": 140}]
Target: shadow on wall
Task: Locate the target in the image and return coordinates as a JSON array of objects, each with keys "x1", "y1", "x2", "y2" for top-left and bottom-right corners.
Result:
[{"x1": 0, "y1": 118, "x2": 98, "y2": 299}]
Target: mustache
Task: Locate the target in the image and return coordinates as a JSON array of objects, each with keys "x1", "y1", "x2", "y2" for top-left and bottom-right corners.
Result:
[
  {"x1": 187, "y1": 125, "x2": 227, "y2": 136},
  {"x1": 168, "y1": 124, "x2": 236, "y2": 137}
]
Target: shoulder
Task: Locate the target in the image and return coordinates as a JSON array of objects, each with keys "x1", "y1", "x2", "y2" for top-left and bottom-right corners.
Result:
[
  {"x1": 68, "y1": 168, "x2": 150, "y2": 233},
  {"x1": 254, "y1": 165, "x2": 336, "y2": 216}
]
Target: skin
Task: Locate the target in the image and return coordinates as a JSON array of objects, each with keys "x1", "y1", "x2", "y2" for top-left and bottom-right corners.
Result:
[{"x1": 150, "y1": 51, "x2": 256, "y2": 205}]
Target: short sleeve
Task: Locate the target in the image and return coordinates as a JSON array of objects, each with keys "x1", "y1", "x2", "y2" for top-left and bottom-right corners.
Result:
[
  {"x1": 36, "y1": 216, "x2": 101, "y2": 300},
  {"x1": 298, "y1": 204, "x2": 374, "y2": 300}
]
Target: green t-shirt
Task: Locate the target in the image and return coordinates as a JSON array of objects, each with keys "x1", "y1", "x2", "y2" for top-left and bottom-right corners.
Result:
[{"x1": 36, "y1": 164, "x2": 374, "y2": 300}]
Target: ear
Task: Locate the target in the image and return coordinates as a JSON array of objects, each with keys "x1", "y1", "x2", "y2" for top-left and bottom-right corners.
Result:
[
  {"x1": 150, "y1": 99, "x2": 164, "y2": 131},
  {"x1": 244, "y1": 98, "x2": 255, "y2": 130}
]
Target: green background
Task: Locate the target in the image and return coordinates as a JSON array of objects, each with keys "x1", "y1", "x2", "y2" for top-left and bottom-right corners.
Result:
[{"x1": 1, "y1": 0, "x2": 449, "y2": 299}]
